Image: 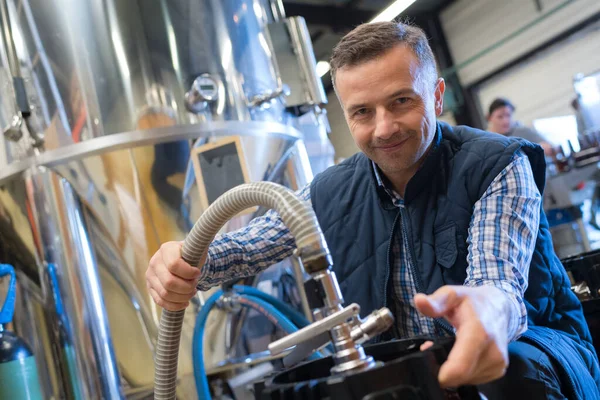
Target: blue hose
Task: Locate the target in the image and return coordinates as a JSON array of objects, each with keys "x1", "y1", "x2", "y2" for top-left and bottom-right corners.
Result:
[
  {"x1": 192, "y1": 290, "x2": 224, "y2": 400},
  {"x1": 193, "y1": 292, "x2": 321, "y2": 400},
  {"x1": 235, "y1": 296, "x2": 325, "y2": 360},
  {"x1": 232, "y1": 287, "x2": 334, "y2": 355},
  {"x1": 236, "y1": 295, "x2": 314, "y2": 341},
  {"x1": 233, "y1": 285, "x2": 311, "y2": 328}
]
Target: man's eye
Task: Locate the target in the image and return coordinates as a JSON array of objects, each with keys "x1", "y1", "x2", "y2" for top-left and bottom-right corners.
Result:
[
  {"x1": 354, "y1": 108, "x2": 369, "y2": 116},
  {"x1": 396, "y1": 97, "x2": 410, "y2": 104}
]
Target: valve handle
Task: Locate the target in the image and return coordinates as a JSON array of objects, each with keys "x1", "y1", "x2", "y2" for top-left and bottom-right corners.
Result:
[{"x1": 269, "y1": 303, "x2": 360, "y2": 355}]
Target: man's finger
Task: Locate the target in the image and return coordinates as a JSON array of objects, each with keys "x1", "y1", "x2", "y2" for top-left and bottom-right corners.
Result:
[
  {"x1": 148, "y1": 287, "x2": 189, "y2": 311},
  {"x1": 150, "y1": 276, "x2": 196, "y2": 302},
  {"x1": 162, "y1": 252, "x2": 201, "y2": 281},
  {"x1": 438, "y1": 319, "x2": 488, "y2": 387},
  {"x1": 420, "y1": 341, "x2": 434, "y2": 351},
  {"x1": 161, "y1": 242, "x2": 203, "y2": 280},
  {"x1": 414, "y1": 286, "x2": 462, "y2": 318},
  {"x1": 155, "y1": 265, "x2": 199, "y2": 295}
]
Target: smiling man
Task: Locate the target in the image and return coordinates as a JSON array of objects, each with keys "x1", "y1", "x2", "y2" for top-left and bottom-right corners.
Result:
[{"x1": 146, "y1": 22, "x2": 600, "y2": 399}]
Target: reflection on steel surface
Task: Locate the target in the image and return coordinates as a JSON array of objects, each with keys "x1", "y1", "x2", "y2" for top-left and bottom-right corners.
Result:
[
  {"x1": 0, "y1": 129, "x2": 309, "y2": 397},
  {"x1": 0, "y1": 0, "x2": 289, "y2": 152}
]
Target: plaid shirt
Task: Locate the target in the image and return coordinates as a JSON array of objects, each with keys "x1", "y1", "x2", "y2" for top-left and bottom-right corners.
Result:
[{"x1": 198, "y1": 150, "x2": 540, "y2": 341}]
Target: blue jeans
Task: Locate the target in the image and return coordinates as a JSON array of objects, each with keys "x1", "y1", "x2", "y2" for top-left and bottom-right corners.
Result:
[{"x1": 478, "y1": 341, "x2": 566, "y2": 400}]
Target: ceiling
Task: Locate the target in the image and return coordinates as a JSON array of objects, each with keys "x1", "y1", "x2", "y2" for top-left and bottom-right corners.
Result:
[{"x1": 281, "y1": 0, "x2": 455, "y2": 63}]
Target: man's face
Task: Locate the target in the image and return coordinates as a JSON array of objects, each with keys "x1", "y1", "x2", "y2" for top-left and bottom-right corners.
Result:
[
  {"x1": 335, "y1": 45, "x2": 445, "y2": 177},
  {"x1": 487, "y1": 106, "x2": 514, "y2": 135}
]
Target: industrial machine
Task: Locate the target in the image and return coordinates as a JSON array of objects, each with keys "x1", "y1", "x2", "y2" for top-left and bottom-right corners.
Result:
[
  {"x1": 544, "y1": 159, "x2": 598, "y2": 258},
  {"x1": 543, "y1": 103, "x2": 600, "y2": 258},
  {"x1": 561, "y1": 250, "x2": 600, "y2": 357},
  {"x1": 0, "y1": 0, "x2": 334, "y2": 398},
  {"x1": 153, "y1": 181, "x2": 480, "y2": 400}
]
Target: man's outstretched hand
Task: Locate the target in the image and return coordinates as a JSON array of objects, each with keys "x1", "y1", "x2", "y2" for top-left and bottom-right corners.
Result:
[{"x1": 414, "y1": 285, "x2": 511, "y2": 388}]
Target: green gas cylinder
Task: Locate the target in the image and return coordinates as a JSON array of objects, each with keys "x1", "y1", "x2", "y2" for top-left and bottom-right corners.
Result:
[{"x1": 0, "y1": 264, "x2": 43, "y2": 400}]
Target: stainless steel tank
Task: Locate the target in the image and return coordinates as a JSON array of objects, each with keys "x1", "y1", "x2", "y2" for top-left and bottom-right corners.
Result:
[{"x1": 0, "y1": 0, "x2": 333, "y2": 398}]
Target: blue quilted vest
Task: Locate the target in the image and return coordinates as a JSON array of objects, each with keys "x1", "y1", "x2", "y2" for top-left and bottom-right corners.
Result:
[{"x1": 310, "y1": 122, "x2": 600, "y2": 399}]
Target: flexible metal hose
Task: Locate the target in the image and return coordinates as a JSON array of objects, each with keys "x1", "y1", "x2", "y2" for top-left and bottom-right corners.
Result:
[{"x1": 154, "y1": 181, "x2": 330, "y2": 399}]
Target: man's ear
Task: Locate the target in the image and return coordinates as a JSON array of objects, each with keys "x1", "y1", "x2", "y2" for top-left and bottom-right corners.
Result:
[{"x1": 434, "y1": 78, "x2": 445, "y2": 116}]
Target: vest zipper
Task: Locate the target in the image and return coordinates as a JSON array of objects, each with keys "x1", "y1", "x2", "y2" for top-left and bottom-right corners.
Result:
[
  {"x1": 374, "y1": 210, "x2": 400, "y2": 343},
  {"x1": 400, "y1": 204, "x2": 454, "y2": 335},
  {"x1": 385, "y1": 211, "x2": 401, "y2": 310}
]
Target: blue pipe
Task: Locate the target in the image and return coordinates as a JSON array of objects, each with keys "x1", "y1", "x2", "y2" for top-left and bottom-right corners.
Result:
[
  {"x1": 234, "y1": 295, "x2": 324, "y2": 361},
  {"x1": 193, "y1": 292, "x2": 321, "y2": 400},
  {"x1": 232, "y1": 287, "x2": 335, "y2": 355},
  {"x1": 192, "y1": 290, "x2": 224, "y2": 400},
  {"x1": 233, "y1": 285, "x2": 311, "y2": 328}
]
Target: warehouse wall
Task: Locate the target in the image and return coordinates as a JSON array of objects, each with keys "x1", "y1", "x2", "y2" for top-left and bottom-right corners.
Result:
[
  {"x1": 441, "y1": 0, "x2": 600, "y2": 86},
  {"x1": 475, "y1": 22, "x2": 600, "y2": 129}
]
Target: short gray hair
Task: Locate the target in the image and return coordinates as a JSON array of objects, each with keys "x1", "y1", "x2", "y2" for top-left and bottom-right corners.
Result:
[{"x1": 330, "y1": 21, "x2": 438, "y2": 90}]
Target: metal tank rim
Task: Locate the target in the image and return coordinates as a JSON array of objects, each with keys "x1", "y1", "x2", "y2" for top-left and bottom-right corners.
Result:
[{"x1": 0, "y1": 121, "x2": 302, "y2": 185}]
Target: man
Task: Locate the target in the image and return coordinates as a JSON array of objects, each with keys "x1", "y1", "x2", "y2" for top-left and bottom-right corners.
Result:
[
  {"x1": 146, "y1": 22, "x2": 600, "y2": 399},
  {"x1": 487, "y1": 98, "x2": 554, "y2": 156}
]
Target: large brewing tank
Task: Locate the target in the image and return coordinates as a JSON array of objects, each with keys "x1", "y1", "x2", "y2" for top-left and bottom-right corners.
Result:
[{"x1": 0, "y1": 0, "x2": 333, "y2": 398}]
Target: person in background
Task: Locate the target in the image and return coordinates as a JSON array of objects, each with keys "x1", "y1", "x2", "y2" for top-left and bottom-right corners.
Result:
[
  {"x1": 572, "y1": 96, "x2": 587, "y2": 138},
  {"x1": 487, "y1": 98, "x2": 554, "y2": 156},
  {"x1": 571, "y1": 95, "x2": 598, "y2": 141}
]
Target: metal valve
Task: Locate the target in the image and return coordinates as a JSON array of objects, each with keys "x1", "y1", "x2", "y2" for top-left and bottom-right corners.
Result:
[
  {"x1": 350, "y1": 307, "x2": 394, "y2": 345},
  {"x1": 3, "y1": 115, "x2": 23, "y2": 141},
  {"x1": 269, "y1": 303, "x2": 359, "y2": 356},
  {"x1": 247, "y1": 85, "x2": 290, "y2": 108},
  {"x1": 269, "y1": 302, "x2": 393, "y2": 371}
]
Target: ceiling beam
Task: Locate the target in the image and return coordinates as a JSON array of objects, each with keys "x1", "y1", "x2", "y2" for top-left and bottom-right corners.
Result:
[{"x1": 283, "y1": 3, "x2": 377, "y2": 32}]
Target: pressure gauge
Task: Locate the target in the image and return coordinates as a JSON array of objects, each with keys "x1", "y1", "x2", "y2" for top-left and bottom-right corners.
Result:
[
  {"x1": 185, "y1": 74, "x2": 220, "y2": 112},
  {"x1": 194, "y1": 75, "x2": 218, "y2": 102}
]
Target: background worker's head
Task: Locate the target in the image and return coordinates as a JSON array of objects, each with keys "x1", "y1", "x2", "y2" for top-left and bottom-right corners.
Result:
[{"x1": 487, "y1": 98, "x2": 516, "y2": 136}]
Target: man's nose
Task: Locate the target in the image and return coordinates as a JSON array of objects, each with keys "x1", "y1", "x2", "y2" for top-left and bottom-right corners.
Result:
[{"x1": 374, "y1": 109, "x2": 398, "y2": 140}]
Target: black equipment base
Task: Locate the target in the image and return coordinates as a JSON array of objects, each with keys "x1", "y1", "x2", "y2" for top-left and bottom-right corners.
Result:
[{"x1": 255, "y1": 338, "x2": 480, "y2": 400}]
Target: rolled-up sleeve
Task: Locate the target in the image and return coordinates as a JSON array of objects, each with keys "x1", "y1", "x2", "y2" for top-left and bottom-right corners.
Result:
[
  {"x1": 197, "y1": 184, "x2": 311, "y2": 290},
  {"x1": 465, "y1": 150, "x2": 541, "y2": 341}
]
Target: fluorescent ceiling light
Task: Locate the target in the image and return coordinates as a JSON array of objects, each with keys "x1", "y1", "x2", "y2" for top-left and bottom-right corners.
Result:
[
  {"x1": 316, "y1": 61, "x2": 331, "y2": 77},
  {"x1": 370, "y1": 0, "x2": 417, "y2": 23},
  {"x1": 316, "y1": 1, "x2": 416, "y2": 78}
]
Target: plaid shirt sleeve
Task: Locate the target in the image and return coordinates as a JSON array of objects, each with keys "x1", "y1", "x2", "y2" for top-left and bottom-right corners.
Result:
[
  {"x1": 196, "y1": 184, "x2": 311, "y2": 290},
  {"x1": 465, "y1": 150, "x2": 541, "y2": 342}
]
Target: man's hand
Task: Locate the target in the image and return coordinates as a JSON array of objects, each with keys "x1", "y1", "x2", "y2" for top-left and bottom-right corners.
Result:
[
  {"x1": 414, "y1": 285, "x2": 510, "y2": 387},
  {"x1": 146, "y1": 241, "x2": 206, "y2": 311}
]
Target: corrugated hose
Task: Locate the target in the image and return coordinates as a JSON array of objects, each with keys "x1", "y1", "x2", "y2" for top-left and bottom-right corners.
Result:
[{"x1": 153, "y1": 181, "x2": 330, "y2": 399}]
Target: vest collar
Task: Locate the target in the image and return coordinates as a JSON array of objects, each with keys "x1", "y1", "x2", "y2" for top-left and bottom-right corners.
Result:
[
  {"x1": 369, "y1": 163, "x2": 397, "y2": 211},
  {"x1": 405, "y1": 123, "x2": 444, "y2": 205}
]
